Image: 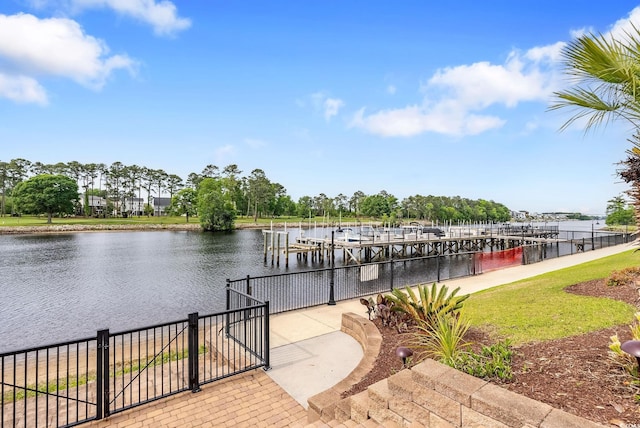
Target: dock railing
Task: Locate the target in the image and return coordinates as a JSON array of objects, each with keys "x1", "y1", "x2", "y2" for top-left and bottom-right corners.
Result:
[
  {"x1": 228, "y1": 252, "x2": 481, "y2": 314},
  {"x1": 229, "y1": 229, "x2": 632, "y2": 314},
  {"x1": 0, "y1": 291, "x2": 269, "y2": 428}
]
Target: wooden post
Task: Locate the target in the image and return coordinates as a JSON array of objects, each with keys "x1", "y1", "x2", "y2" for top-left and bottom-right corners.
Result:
[
  {"x1": 263, "y1": 230, "x2": 269, "y2": 263},
  {"x1": 271, "y1": 230, "x2": 275, "y2": 265},
  {"x1": 285, "y1": 232, "x2": 289, "y2": 268}
]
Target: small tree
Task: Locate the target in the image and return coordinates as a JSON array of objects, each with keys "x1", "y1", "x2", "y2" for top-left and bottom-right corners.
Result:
[
  {"x1": 169, "y1": 188, "x2": 197, "y2": 222},
  {"x1": 13, "y1": 174, "x2": 79, "y2": 223},
  {"x1": 197, "y1": 178, "x2": 236, "y2": 231},
  {"x1": 606, "y1": 195, "x2": 635, "y2": 226}
]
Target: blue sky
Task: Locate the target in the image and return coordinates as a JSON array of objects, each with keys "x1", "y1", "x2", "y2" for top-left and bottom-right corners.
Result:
[{"x1": 1, "y1": 1, "x2": 639, "y2": 215}]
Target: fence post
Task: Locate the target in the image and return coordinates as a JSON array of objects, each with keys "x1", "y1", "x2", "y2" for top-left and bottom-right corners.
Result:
[
  {"x1": 471, "y1": 253, "x2": 476, "y2": 275},
  {"x1": 390, "y1": 247, "x2": 394, "y2": 291},
  {"x1": 264, "y1": 301, "x2": 271, "y2": 370},
  {"x1": 436, "y1": 254, "x2": 441, "y2": 282},
  {"x1": 96, "y1": 329, "x2": 110, "y2": 420},
  {"x1": 328, "y1": 231, "x2": 336, "y2": 305},
  {"x1": 188, "y1": 312, "x2": 201, "y2": 393},
  {"x1": 245, "y1": 275, "x2": 251, "y2": 347},
  {"x1": 225, "y1": 280, "x2": 231, "y2": 337}
]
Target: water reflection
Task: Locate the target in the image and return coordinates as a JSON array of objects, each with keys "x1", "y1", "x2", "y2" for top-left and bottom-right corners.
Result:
[{"x1": 0, "y1": 230, "x2": 285, "y2": 353}]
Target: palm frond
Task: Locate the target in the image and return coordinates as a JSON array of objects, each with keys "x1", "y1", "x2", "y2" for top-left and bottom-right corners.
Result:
[{"x1": 551, "y1": 26, "x2": 640, "y2": 131}]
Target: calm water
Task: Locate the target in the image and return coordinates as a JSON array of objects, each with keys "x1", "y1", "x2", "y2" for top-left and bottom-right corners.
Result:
[
  {"x1": 0, "y1": 220, "x2": 612, "y2": 353},
  {"x1": 0, "y1": 229, "x2": 312, "y2": 353}
]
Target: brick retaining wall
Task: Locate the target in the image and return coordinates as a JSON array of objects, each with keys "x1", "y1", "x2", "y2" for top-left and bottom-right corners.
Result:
[{"x1": 307, "y1": 312, "x2": 606, "y2": 428}]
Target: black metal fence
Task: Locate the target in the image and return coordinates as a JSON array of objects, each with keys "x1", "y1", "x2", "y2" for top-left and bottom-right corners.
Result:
[
  {"x1": 228, "y1": 252, "x2": 480, "y2": 314},
  {"x1": 1, "y1": 291, "x2": 268, "y2": 428},
  {"x1": 523, "y1": 231, "x2": 631, "y2": 263},
  {"x1": 229, "y1": 230, "x2": 633, "y2": 315}
]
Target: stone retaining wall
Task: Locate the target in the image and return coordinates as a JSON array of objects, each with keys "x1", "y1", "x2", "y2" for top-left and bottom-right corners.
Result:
[
  {"x1": 307, "y1": 312, "x2": 382, "y2": 423},
  {"x1": 308, "y1": 312, "x2": 606, "y2": 428}
]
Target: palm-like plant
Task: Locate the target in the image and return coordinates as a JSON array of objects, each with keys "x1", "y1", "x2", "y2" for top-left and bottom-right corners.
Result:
[
  {"x1": 407, "y1": 313, "x2": 471, "y2": 367},
  {"x1": 550, "y1": 26, "x2": 640, "y2": 226},
  {"x1": 385, "y1": 283, "x2": 469, "y2": 326},
  {"x1": 550, "y1": 26, "x2": 640, "y2": 131}
]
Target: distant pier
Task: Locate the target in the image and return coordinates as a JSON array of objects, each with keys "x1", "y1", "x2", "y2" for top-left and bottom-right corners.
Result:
[{"x1": 262, "y1": 224, "x2": 566, "y2": 266}]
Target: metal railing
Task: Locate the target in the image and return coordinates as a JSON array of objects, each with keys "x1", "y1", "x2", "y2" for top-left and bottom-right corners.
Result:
[
  {"x1": 522, "y1": 231, "x2": 631, "y2": 263},
  {"x1": 228, "y1": 251, "x2": 480, "y2": 314},
  {"x1": 229, "y1": 230, "x2": 632, "y2": 315},
  {"x1": 1, "y1": 292, "x2": 268, "y2": 428}
]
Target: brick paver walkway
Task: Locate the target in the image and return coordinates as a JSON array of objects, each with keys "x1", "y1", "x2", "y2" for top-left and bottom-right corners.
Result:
[{"x1": 84, "y1": 369, "x2": 308, "y2": 428}]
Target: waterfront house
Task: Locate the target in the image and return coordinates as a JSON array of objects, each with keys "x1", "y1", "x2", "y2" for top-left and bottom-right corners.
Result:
[
  {"x1": 151, "y1": 197, "x2": 172, "y2": 216},
  {"x1": 78, "y1": 194, "x2": 107, "y2": 216},
  {"x1": 125, "y1": 197, "x2": 145, "y2": 216}
]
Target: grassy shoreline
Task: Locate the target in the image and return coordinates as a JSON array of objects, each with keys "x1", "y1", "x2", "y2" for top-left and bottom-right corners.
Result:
[
  {"x1": 0, "y1": 217, "x2": 327, "y2": 234},
  {"x1": 1, "y1": 215, "x2": 633, "y2": 235}
]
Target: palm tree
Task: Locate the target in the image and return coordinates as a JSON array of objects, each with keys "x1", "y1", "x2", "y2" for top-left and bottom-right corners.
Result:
[{"x1": 550, "y1": 26, "x2": 640, "y2": 224}]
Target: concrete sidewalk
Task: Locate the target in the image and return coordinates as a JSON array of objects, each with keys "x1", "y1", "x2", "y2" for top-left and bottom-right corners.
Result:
[
  {"x1": 271, "y1": 243, "x2": 637, "y2": 346},
  {"x1": 87, "y1": 243, "x2": 636, "y2": 427},
  {"x1": 265, "y1": 242, "x2": 636, "y2": 407}
]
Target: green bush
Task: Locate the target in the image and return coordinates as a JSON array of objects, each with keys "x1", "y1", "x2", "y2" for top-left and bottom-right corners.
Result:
[
  {"x1": 606, "y1": 267, "x2": 640, "y2": 287},
  {"x1": 407, "y1": 313, "x2": 471, "y2": 367},
  {"x1": 456, "y1": 340, "x2": 513, "y2": 381},
  {"x1": 385, "y1": 283, "x2": 469, "y2": 327}
]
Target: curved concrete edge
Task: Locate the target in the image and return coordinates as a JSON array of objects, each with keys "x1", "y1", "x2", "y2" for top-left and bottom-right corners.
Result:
[{"x1": 306, "y1": 312, "x2": 381, "y2": 424}]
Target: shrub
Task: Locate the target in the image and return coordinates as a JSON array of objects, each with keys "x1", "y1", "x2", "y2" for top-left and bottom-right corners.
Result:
[
  {"x1": 406, "y1": 312, "x2": 513, "y2": 381},
  {"x1": 360, "y1": 294, "x2": 394, "y2": 325},
  {"x1": 456, "y1": 340, "x2": 513, "y2": 381},
  {"x1": 606, "y1": 267, "x2": 640, "y2": 287},
  {"x1": 609, "y1": 312, "x2": 640, "y2": 399},
  {"x1": 407, "y1": 313, "x2": 471, "y2": 367},
  {"x1": 385, "y1": 283, "x2": 469, "y2": 327},
  {"x1": 609, "y1": 312, "x2": 640, "y2": 377}
]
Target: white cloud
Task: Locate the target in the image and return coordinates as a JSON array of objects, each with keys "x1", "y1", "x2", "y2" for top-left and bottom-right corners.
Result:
[
  {"x1": 323, "y1": 98, "x2": 344, "y2": 121},
  {"x1": 311, "y1": 92, "x2": 344, "y2": 121},
  {"x1": 387, "y1": 84, "x2": 396, "y2": 95},
  {"x1": 0, "y1": 13, "x2": 136, "y2": 102},
  {"x1": 524, "y1": 41, "x2": 565, "y2": 63},
  {"x1": 351, "y1": 105, "x2": 505, "y2": 137},
  {"x1": 70, "y1": 0, "x2": 191, "y2": 36},
  {"x1": 351, "y1": 45, "x2": 560, "y2": 137},
  {"x1": 0, "y1": 73, "x2": 48, "y2": 105},
  {"x1": 606, "y1": 6, "x2": 640, "y2": 42}
]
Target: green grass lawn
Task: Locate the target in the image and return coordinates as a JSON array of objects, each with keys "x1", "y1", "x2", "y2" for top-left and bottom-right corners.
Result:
[
  {"x1": 464, "y1": 249, "x2": 640, "y2": 345},
  {"x1": 0, "y1": 215, "x2": 197, "y2": 226}
]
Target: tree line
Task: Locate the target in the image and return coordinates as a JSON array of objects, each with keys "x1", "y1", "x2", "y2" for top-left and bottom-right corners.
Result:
[{"x1": 1, "y1": 158, "x2": 512, "y2": 230}]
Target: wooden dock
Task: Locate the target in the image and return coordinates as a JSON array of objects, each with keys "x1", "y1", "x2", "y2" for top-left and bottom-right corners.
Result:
[{"x1": 263, "y1": 227, "x2": 567, "y2": 266}]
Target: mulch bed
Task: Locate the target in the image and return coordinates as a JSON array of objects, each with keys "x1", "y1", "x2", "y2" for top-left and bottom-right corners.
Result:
[{"x1": 342, "y1": 279, "x2": 640, "y2": 427}]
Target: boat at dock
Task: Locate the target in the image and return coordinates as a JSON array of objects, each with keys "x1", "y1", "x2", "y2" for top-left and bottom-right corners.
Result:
[{"x1": 335, "y1": 227, "x2": 374, "y2": 242}]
